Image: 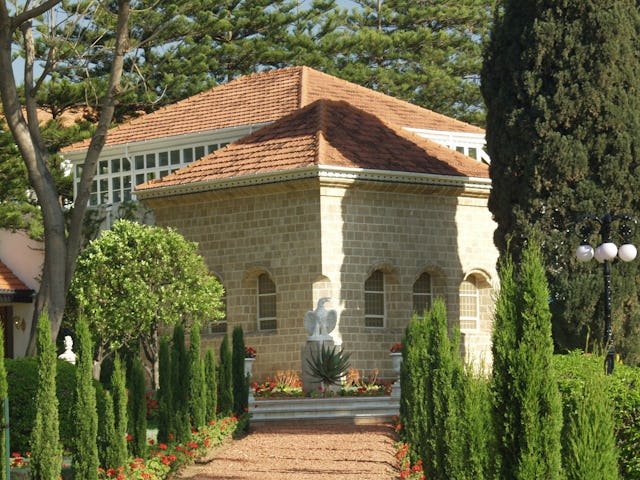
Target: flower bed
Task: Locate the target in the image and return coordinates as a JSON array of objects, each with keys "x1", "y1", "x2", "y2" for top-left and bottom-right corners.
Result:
[
  {"x1": 9, "y1": 416, "x2": 238, "y2": 480},
  {"x1": 392, "y1": 416, "x2": 425, "y2": 480},
  {"x1": 253, "y1": 368, "x2": 392, "y2": 399}
]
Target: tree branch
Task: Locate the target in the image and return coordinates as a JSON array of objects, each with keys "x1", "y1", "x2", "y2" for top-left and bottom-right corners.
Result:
[{"x1": 13, "y1": 0, "x2": 63, "y2": 28}]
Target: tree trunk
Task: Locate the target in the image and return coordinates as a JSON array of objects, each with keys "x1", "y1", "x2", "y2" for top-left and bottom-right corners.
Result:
[{"x1": 0, "y1": 1, "x2": 131, "y2": 354}]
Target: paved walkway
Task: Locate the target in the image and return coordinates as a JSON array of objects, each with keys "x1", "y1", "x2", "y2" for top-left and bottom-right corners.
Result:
[{"x1": 175, "y1": 422, "x2": 397, "y2": 479}]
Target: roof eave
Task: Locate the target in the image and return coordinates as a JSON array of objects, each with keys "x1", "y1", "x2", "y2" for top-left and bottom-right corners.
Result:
[{"x1": 135, "y1": 165, "x2": 491, "y2": 201}]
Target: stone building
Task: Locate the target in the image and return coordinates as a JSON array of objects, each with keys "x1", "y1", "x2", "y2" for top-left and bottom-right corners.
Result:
[{"x1": 63, "y1": 67, "x2": 498, "y2": 380}]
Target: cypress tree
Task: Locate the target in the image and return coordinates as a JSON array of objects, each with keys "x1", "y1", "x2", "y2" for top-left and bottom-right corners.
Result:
[
  {"x1": 491, "y1": 254, "x2": 520, "y2": 478},
  {"x1": 111, "y1": 354, "x2": 128, "y2": 468},
  {"x1": 171, "y1": 324, "x2": 191, "y2": 443},
  {"x1": 231, "y1": 326, "x2": 248, "y2": 416},
  {"x1": 423, "y1": 299, "x2": 464, "y2": 480},
  {"x1": 128, "y1": 358, "x2": 147, "y2": 458},
  {"x1": 399, "y1": 312, "x2": 430, "y2": 463},
  {"x1": 0, "y1": 314, "x2": 6, "y2": 480},
  {"x1": 73, "y1": 316, "x2": 99, "y2": 479},
  {"x1": 481, "y1": 0, "x2": 640, "y2": 362},
  {"x1": 492, "y1": 244, "x2": 563, "y2": 480},
  {"x1": 218, "y1": 334, "x2": 233, "y2": 416},
  {"x1": 564, "y1": 367, "x2": 619, "y2": 480},
  {"x1": 157, "y1": 335, "x2": 173, "y2": 443},
  {"x1": 460, "y1": 369, "x2": 493, "y2": 480},
  {"x1": 101, "y1": 390, "x2": 119, "y2": 470},
  {"x1": 189, "y1": 322, "x2": 207, "y2": 429},
  {"x1": 515, "y1": 244, "x2": 563, "y2": 479},
  {"x1": 30, "y1": 311, "x2": 63, "y2": 480},
  {"x1": 204, "y1": 347, "x2": 217, "y2": 421}
]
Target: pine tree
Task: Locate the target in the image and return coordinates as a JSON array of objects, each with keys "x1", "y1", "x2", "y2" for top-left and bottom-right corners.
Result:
[
  {"x1": 29, "y1": 311, "x2": 63, "y2": 480},
  {"x1": 171, "y1": 324, "x2": 191, "y2": 442},
  {"x1": 128, "y1": 358, "x2": 147, "y2": 458},
  {"x1": 157, "y1": 335, "x2": 173, "y2": 443},
  {"x1": 481, "y1": 0, "x2": 640, "y2": 362},
  {"x1": 189, "y1": 322, "x2": 207, "y2": 429},
  {"x1": 322, "y1": 0, "x2": 493, "y2": 124},
  {"x1": 564, "y1": 367, "x2": 619, "y2": 480},
  {"x1": 232, "y1": 326, "x2": 248, "y2": 416},
  {"x1": 218, "y1": 334, "x2": 233, "y2": 416},
  {"x1": 204, "y1": 347, "x2": 218, "y2": 421},
  {"x1": 73, "y1": 316, "x2": 99, "y2": 480},
  {"x1": 0, "y1": 315, "x2": 7, "y2": 480},
  {"x1": 111, "y1": 355, "x2": 128, "y2": 468}
]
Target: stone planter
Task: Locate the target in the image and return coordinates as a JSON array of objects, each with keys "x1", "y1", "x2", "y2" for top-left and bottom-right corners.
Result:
[
  {"x1": 244, "y1": 357, "x2": 255, "y2": 377},
  {"x1": 390, "y1": 352, "x2": 402, "y2": 376}
]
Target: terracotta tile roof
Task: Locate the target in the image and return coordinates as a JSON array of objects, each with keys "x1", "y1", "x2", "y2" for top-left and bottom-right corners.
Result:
[
  {"x1": 0, "y1": 261, "x2": 32, "y2": 293},
  {"x1": 62, "y1": 66, "x2": 483, "y2": 153},
  {"x1": 137, "y1": 100, "x2": 488, "y2": 192}
]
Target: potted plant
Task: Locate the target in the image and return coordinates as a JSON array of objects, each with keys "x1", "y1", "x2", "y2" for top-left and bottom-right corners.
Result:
[
  {"x1": 244, "y1": 346, "x2": 257, "y2": 377},
  {"x1": 389, "y1": 343, "x2": 403, "y2": 375}
]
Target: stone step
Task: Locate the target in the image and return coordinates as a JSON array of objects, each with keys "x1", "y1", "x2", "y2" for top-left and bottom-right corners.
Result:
[{"x1": 249, "y1": 395, "x2": 400, "y2": 423}]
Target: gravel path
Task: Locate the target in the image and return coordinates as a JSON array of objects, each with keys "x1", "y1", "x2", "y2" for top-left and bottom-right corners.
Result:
[{"x1": 175, "y1": 422, "x2": 397, "y2": 479}]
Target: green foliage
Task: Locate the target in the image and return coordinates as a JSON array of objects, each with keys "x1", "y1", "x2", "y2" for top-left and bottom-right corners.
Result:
[
  {"x1": 73, "y1": 316, "x2": 99, "y2": 480},
  {"x1": 321, "y1": 0, "x2": 493, "y2": 125},
  {"x1": 555, "y1": 353, "x2": 640, "y2": 479},
  {"x1": 400, "y1": 300, "x2": 491, "y2": 479},
  {"x1": 564, "y1": 368, "x2": 619, "y2": 479},
  {"x1": 460, "y1": 369, "x2": 493, "y2": 479},
  {"x1": 110, "y1": 355, "x2": 128, "y2": 469},
  {"x1": 204, "y1": 347, "x2": 217, "y2": 422},
  {"x1": 232, "y1": 326, "x2": 249, "y2": 416},
  {"x1": 69, "y1": 219, "x2": 224, "y2": 385},
  {"x1": 157, "y1": 336, "x2": 173, "y2": 443},
  {"x1": 30, "y1": 311, "x2": 63, "y2": 480},
  {"x1": 399, "y1": 313, "x2": 430, "y2": 463},
  {"x1": 99, "y1": 390, "x2": 118, "y2": 470},
  {"x1": 0, "y1": 318, "x2": 6, "y2": 480},
  {"x1": 217, "y1": 335, "x2": 233, "y2": 416},
  {"x1": 481, "y1": 0, "x2": 640, "y2": 363},
  {"x1": 128, "y1": 358, "x2": 148, "y2": 458},
  {"x1": 171, "y1": 324, "x2": 191, "y2": 443},
  {"x1": 491, "y1": 245, "x2": 563, "y2": 480},
  {"x1": 189, "y1": 322, "x2": 207, "y2": 429},
  {"x1": 6, "y1": 357, "x2": 76, "y2": 453},
  {"x1": 306, "y1": 342, "x2": 351, "y2": 391}
]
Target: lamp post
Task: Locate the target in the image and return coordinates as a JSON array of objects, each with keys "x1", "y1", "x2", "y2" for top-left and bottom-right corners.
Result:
[{"x1": 575, "y1": 212, "x2": 638, "y2": 374}]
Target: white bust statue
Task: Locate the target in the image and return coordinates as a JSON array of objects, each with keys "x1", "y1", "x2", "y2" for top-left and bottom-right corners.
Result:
[{"x1": 58, "y1": 335, "x2": 76, "y2": 365}]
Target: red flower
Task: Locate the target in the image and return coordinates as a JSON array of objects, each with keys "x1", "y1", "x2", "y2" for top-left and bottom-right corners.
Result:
[
  {"x1": 126, "y1": 434, "x2": 133, "y2": 441},
  {"x1": 158, "y1": 443, "x2": 167, "y2": 450},
  {"x1": 390, "y1": 343, "x2": 402, "y2": 353}
]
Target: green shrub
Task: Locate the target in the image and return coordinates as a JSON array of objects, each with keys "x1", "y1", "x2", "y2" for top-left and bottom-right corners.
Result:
[
  {"x1": 189, "y1": 322, "x2": 206, "y2": 428},
  {"x1": 128, "y1": 358, "x2": 147, "y2": 458},
  {"x1": 218, "y1": 335, "x2": 233, "y2": 416},
  {"x1": 30, "y1": 311, "x2": 62, "y2": 480},
  {"x1": 555, "y1": 352, "x2": 640, "y2": 479},
  {"x1": 6, "y1": 357, "x2": 77, "y2": 453},
  {"x1": 306, "y1": 342, "x2": 351, "y2": 392},
  {"x1": 204, "y1": 347, "x2": 217, "y2": 421},
  {"x1": 232, "y1": 326, "x2": 248, "y2": 416}
]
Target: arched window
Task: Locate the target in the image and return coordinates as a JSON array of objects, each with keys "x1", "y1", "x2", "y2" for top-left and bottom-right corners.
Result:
[
  {"x1": 460, "y1": 275, "x2": 480, "y2": 331},
  {"x1": 365, "y1": 270, "x2": 385, "y2": 328},
  {"x1": 413, "y1": 272, "x2": 432, "y2": 315},
  {"x1": 257, "y1": 273, "x2": 277, "y2": 331}
]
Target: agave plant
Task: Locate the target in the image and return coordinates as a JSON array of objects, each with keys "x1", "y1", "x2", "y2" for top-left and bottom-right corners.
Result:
[{"x1": 306, "y1": 343, "x2": 351, "y2": 394}]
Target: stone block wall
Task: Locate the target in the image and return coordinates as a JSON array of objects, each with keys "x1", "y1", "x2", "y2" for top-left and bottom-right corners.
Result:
[{"x1": 145, "y1": 177, "x2": 498, "y2": 383}]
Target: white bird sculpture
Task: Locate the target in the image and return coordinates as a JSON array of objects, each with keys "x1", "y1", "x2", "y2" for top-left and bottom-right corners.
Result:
[{"x1": 304, "y1": 297, "x2": 338, "y2": 341}]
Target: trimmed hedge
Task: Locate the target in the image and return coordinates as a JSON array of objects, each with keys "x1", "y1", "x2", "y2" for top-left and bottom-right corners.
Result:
[
  {"x1": 6, "y1": 357, "x2": 103, "y2": 454},
  {"x1": 555, "y1": 352, "x2": 640, "y2": 480}
]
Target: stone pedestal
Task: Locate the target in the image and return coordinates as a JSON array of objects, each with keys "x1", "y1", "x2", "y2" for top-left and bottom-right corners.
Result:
[{"x1": 301, "y1": 339, "x2": 336, "y2": 393}]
